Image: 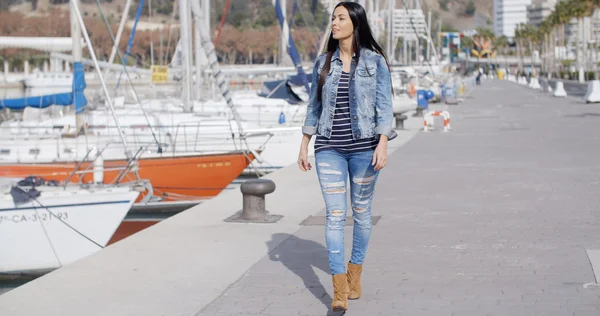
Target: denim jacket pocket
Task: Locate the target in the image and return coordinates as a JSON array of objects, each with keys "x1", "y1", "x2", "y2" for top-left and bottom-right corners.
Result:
[
  {"x1": 356, "y1": 64, "x2": 377, "y2": 91},
  {"x1": 357, "y1": 65, "x2": 376, "y2": 77}
]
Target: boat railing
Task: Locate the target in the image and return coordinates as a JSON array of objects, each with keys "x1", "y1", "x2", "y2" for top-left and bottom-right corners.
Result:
[
  {"x1": 0, "y1": 122, "x2": 274, "y2": 161},
  {"x1": 58, "y1": 142, "x2": 153, "y2": 197}
]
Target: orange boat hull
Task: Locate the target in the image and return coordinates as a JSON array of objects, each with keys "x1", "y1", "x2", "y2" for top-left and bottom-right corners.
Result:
[{"x1": 0, "y1": 152, "x2": 254, "y2": 200}]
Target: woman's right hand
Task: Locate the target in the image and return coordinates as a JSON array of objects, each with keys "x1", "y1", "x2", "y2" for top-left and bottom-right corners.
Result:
[{"x1": 298, "y1": 147, "x2": 312, "y2": 171}]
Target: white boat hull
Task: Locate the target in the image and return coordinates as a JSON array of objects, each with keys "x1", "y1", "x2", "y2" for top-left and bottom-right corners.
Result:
[{"x1": 0, "y1": 187, "x2": 139, "y2": 273}]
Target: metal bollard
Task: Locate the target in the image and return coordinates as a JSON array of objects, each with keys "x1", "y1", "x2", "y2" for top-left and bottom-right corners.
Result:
[
  {"x1": 394, "y1": 113, "x2": 407, "y2": 129},
  {"x1": 224, "y1": 179, "x2": 283, "y2": 223},
  {"x1": 412, "y1": 106, "x2": 424, "y2": 117}
]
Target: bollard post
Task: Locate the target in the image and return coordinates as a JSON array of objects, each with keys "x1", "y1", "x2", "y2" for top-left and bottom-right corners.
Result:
[
  {"x1": 584, "y1": 80, "x2": 600, "y2": 103},
  {"x1": 554, "y1": 81, "x2": 567, "y2": 97},
  {"x1": 224, "y1": 179, "x2": 283, "y2": 223},
  {"x1": 413, "y1": 106, "x2": 424, "y2": 117},
  {"x1": 393, "y1": 113, "x2": 407, "y2": 129}
]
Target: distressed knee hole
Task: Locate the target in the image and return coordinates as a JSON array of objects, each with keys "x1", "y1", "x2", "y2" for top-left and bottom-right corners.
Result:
[
  {"x1": 353, "y1": 175, "x2": 376, "y2": 185},
  {"x1": 321, "y1": 169, "x2": 342, "y2": 175},
  {"x1": 355, "y1": 199, "x2": 369, "y2": 205},
  {"x1": 354, "y1": 191, "x2": 373, "y2": 200},
  {"x1": 354, "y1": 207, "x2": 367, "y2": 213},
  {"x1": 317, "y1": 162, "x2": 331, "y2": 167},
  {"x1": 330, "y1": 210, "x2": 345, "y2": 216},
  {"x1": 323, "y1": 181, "x2": 346, "y2": 194},
  {"x1": 329, "y1": 250, "x2": 341, "y2": 254},
  {"x1": 327, "y1": 221, "x2": 344, "y2": 229}
]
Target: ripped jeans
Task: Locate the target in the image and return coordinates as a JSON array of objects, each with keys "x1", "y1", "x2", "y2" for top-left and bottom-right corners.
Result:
[{"x1": 315, "y1": 149, "x2": 380, "y2": 275}]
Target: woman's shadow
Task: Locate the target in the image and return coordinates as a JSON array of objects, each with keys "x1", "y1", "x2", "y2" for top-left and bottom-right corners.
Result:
[{"x1": 267, "y1": 233, "x2": 342, "y2": 314}]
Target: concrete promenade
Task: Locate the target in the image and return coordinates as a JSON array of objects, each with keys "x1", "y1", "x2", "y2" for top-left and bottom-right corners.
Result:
[{"x1": 2, "y1": 79, "x2": 600, "y2": 315}]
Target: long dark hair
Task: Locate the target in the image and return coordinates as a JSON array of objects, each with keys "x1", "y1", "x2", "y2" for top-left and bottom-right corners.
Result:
[{"x1": 317, "y1": 2, "x2": 390, "y2": 102}]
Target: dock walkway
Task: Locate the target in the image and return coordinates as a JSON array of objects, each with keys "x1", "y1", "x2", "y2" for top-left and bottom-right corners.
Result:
[{"x1": 1, "y1": 80, "x2": 600, "y2": 315}]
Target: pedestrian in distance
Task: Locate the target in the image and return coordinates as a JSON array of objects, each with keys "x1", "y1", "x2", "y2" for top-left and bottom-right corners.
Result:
[{"x1": 297, "y1": 1, "x2": 397, "y2": 312}]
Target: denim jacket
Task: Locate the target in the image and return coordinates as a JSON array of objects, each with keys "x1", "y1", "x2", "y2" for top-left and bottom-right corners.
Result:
[{"x1": 302, "y1": 47, "x2": 397, "y2": 141}]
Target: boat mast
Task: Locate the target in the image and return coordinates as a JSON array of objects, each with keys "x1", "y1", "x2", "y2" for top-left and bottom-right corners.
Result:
[
  {"x1": 178, "y1": 0, "x2": 193, "y2": 112},
  {"x1": 104, "y1": 0, "x2": 133, "y2": 79},
  {"x1": 271, "y1": 0, "x2": 310, "y2": 94},
  {"x1": 71, "y1": 0, "x2": 84, "y2": 134},
  {"x1": 387, "y1": 0, "x2": 394, "y2": 63},
  {"x1": 318, "y1": 0, "x2": 334, "y2": 54},
  {"x1": 279, "y1": 0, "x2": 288, "y2": 65},
  {"x1": 190, "y1": 0, "x2": 245, "y2": 135},
  {"x1": 70, "y1": 0, "x2": 131, "y2": 156},
  {"x1": 193, "y1": 0, "x2": 210, "y2": 102}
]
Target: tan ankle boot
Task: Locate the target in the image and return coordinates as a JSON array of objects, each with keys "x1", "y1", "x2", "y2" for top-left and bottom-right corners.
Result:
[
  {"x1": 347, "y1": 262, "x2": 362, "y2": 300},
  {"x1": 331, "y1": 273, "x2": 349, "y2": 311}
]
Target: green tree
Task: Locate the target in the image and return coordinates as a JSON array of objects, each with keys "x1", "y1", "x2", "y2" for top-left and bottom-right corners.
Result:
[
  {"x1": 465, "y1": 0, "x2": 476, "y2": 16},
  {"x1": 0, "y1": 0, "x2": 21, "y2": 11},
  {"x1": 439, "y1": 0, "x2": 449, "y2": 12},
  {"x1": 495, "y1": 35, "x2": 510, "y2": 69}
]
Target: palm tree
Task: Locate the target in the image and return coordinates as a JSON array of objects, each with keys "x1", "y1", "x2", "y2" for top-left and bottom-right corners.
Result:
[
  {"x1": 539, "y1": 25, "x2": 550, "y2": 77},
  {"x1": 522, "y1": 23, "x2": 538, "y2": 77},
  {"x1": 590, "y1": 0, "x2": 600, "y2": 79},
  {"x1": 555, "y1": 1, "x2": 572, "y2": 72},
  {"x1": 545, "y1": 10, "x2": 559, "y2": 78},
  {"x1": 539, "y1": 20, "x2": 552, "y2": 77},
  {"x1": 577, "y1": 0, "x2": 600, "y2": 79},
  {"x1": 515, "y1": 24, "x2": 524, "y2": 76},
  {"x1": 569, "y1": 0, "x2": 590, "y2": 81},
  {"x1": 495, "y1": 35, "x2": 510, "y2": 73}
]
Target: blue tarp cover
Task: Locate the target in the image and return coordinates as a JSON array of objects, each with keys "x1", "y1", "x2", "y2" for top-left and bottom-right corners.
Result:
[{"x1": 0, "y1": 62, "x2": 87, "y2": 113}]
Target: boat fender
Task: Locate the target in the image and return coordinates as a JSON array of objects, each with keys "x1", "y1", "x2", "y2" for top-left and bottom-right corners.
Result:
[{"x1": 279, "y1": 111, "x2": 286, "y2": 124}]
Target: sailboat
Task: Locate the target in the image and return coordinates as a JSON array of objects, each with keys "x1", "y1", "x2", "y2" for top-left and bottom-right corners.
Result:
[
  {"x1": 0, "y1": 129, "x2": 154, "y2": 274},
  {"x1": 0, "y1": 175, "x2": 143, "y2": 274},
  {"x1": 0, "y1": 0, "x2": 260, "y2": 202}
]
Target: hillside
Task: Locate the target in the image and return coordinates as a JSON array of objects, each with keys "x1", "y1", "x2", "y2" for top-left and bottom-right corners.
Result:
[
  {"x1": 4, "y1": 0, "x2": 493, "y2": 32},
  {"x1": 0, "y1": 0, "x2": 493, "y2": 67},
  {"x1": 2, "y1": 0, "x2": 328, "y2": 29},
  {"x1": 419, "y1": 0, "x2": 494, "y2": 31}
]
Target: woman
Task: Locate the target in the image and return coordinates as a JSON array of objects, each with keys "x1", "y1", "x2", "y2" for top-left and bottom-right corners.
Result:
[{"x1": 297, "y1": 1, "x2": 396, "y2": 312}]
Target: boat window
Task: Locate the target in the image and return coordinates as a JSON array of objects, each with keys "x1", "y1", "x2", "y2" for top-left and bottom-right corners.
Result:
[
  {"x1": 0, "y1": 149, "x2": 9, "y2": 155},
  {"x1": 29, "y1": 148, "x2": 40, "y2": 155},
  {"x1": 63, "y1": 148, "x2": 73, "y2": 154}
]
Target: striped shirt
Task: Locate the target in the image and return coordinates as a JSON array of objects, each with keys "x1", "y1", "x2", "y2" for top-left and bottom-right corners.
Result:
[{"x1": 315, "y1": 71, "x2": 379, "y2": 154}]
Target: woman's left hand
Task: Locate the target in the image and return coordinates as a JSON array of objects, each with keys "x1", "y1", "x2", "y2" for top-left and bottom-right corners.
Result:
[{"x1": 372, "y1": 138, "x2": 388, "y2": 171}]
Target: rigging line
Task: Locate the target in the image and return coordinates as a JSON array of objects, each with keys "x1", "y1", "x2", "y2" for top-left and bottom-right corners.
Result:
[
  {"x1": 399, "y1": 0, "x2": 436, "y2": 76},
  {"x1": 32, "y1": 203, "x2": 63, "y2": 268},
  {"x1": 14, "y1": 186, "x2": 104, "y2": 249},
  {"x1": 148, "y1": 0, "x2": 154, "y2": 65},
  {"x1": 214, "y1": 0, "x2": 232, "y2": 47},
  {"x1": 164, "y1": 0, "x2": 179, "y2": 65},
  {"x1": 289, "y1": 3, "x2": 319, "y2": 58},
  {"x1": 242, "y1": 137, "x2": 265, "y2": 178},
  {"x1": 92, "y1": 0, "x2": 163, "y2": 151},
  {"x1": 114, "y1": 0, "x2": 144, "y2": 90},
  {"x1": 295, "y1": 0, "x2": 321, "y2": 45}
]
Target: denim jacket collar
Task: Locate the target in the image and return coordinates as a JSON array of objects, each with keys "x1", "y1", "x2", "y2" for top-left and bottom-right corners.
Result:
[{"x1": 331, "y1": 47, "x2": 358, "y2": 62}]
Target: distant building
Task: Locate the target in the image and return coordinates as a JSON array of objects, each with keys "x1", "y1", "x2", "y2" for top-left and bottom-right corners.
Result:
[
  {"x1": 527, "y1": 0, "x2": 557, "y2": 27},
  {"x1": 494, "y1": 0, "x2": 532, "y2": 38}
]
